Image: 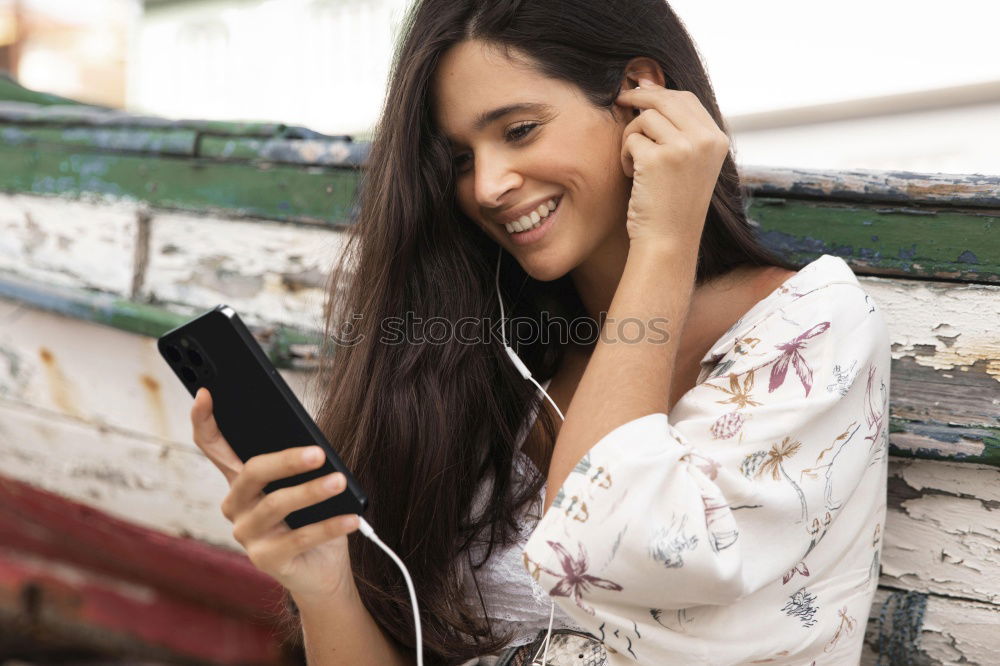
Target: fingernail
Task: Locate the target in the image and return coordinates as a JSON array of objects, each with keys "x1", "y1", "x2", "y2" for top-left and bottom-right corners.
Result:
[
  {"x1": 303, "y1": 446, "x2": 323, "y2": 463},
  {"x1": 323, "y1": 473, "x2": 341, "y2": 491},
  {"x1": 638, "y1": 78, "x2": 654, "y2": 88}
]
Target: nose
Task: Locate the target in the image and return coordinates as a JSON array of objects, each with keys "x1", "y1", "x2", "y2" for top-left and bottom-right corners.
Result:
[{"x1": 473, "y1": 147, "x2": 523, "y2": 211}]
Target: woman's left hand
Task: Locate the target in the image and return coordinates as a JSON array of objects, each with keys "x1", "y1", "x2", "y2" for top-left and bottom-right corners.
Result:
[{"x1": 614, "y1": 78, "x2": 731, "y2": 251}]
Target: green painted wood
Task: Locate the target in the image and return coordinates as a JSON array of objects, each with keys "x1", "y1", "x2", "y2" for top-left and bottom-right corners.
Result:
[
  {"x1": 1, "y1": 124, "x2": 363, "y2": 166},
  {"x1": 1, "y1": 141, "x2": 997, "y2": 280},
  {"x1": 747, "y1": 198, "x2": 999, "y2": 283},
  {"x1": 0, "y1": 272, "x2": 316, "y2": 369},
  {"x1": 1, "y1": 125, "x2": 198, "y2": 156},
  {"x1": 0, "y1": 143, "x2": 359, "y2": 226},
  {"x1": 198, "y1": 135, "x2": 364, "y2": 166}
]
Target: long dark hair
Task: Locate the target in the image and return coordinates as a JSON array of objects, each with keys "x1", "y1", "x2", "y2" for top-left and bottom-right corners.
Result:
[{"x1": 277, "y1": 0, "x2": 796, "y2": 663}]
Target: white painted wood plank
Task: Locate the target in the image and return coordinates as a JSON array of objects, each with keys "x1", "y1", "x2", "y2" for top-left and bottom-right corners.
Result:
[
  {"x1": 881, "y1": 458, "x2": 1000, "y2": 605},
  {"x1": 858, "y1": 275, "x2": 1000, "y2": 383},
  {"x1": 0, "y1": 397, "x2": 239, "y2": 551},
  {"x1": 142, "y1": 210, "x2": 348, "y2": 332},
  {"x1": 0, "y1": 294, "x2": 320, "y2": 442},
  {"x1": 0, "y1": 193, "x2": 138, "y2": 295}
]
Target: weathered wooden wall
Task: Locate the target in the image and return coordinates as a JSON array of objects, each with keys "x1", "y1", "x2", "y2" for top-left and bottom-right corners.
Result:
[{"x1": 0, "y1": 94, "x2": 998, "y2": 663}]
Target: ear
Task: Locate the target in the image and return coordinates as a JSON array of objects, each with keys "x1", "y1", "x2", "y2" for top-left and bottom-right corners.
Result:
[
  {"x1": 613, "y1": 56, "x2": 669, "y2": 124},
  {"x1": 620, "y1": 56, "x2": 668, "y2": 92}
]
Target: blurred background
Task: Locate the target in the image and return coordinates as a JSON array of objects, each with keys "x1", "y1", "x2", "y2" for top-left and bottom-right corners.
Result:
[
  {"x1": 1, "y1": 0, "x2": 999, "y2": 173},
  {"x1": 1, "y1": 2, "x2": 998, "y2": 665}
]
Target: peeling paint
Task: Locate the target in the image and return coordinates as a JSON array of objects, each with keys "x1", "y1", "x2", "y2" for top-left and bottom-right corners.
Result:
[{"x1": 860, "y1": 277, "x2": 1000, "y2": 381}]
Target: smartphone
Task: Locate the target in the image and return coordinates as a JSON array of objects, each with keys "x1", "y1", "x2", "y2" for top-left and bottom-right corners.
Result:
[{"x1": 157, "y1": 304, "x2": 367, "y2": 529}]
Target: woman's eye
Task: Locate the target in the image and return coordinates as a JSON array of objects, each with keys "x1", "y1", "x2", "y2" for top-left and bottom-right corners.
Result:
[
  {"x1": 505, "y1": 122, "x2": 537, "y2": 141},
  {"x1": 453, "y1": 122, "x2": 539, "y2": 173}
]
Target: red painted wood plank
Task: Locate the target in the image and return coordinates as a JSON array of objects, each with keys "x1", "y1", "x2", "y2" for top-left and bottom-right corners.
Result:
[
  {"x1": 0, "y1": 548, "x2": 285, "y2": 664},
  {"x1": 0, "y1": 474, "x2": 303, "y2": 663},
  {"x1": 0, "y1": 474, "x2": 284, "y2": 615}
]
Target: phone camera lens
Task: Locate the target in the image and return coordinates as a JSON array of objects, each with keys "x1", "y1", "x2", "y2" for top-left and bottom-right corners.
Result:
[
  {"x1": 164, "y1": 344, "x2": 182, "y2": 363},
  {"x1": 180, "y1": 367, "x2": 197, "y2": 384},
  {"x1": 187, "y1": 348, "x2": 204, "y2": 366}
]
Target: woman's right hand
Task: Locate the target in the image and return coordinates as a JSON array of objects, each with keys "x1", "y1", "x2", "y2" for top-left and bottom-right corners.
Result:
[{"x1": 190, "y1": 386, "x2": 361, "y2": 603}]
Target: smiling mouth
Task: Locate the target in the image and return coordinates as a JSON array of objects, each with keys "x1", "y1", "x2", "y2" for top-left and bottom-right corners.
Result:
[{"x1": 503, "y1": 195, "x2": 562, "y2": 235}]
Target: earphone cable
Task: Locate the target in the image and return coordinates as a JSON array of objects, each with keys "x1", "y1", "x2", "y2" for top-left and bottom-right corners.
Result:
[
  {"x1": 496, "y1": 247, "x2": 565, "y2": 662},
  {"x1": 357, "y1": 517, "x2": 423, "y2": 666}
]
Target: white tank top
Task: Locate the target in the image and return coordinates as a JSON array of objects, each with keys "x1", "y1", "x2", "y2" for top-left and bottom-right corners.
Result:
[{"x1": 458, "y1": 379, "x2": 587, "y2": 649}]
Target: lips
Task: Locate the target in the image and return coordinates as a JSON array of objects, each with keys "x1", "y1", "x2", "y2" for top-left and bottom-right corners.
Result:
[{"x1": 493, "y1": 194, "x2": 562, "y2": 227}]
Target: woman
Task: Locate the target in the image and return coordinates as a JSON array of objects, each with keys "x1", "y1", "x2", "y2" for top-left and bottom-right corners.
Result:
[{"x1": 189, "y1": 0, "x2": 890, "y2": 664}]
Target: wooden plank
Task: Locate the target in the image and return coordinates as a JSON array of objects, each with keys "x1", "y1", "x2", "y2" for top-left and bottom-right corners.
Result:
[
  {"x1": 0, "y1": 193, "x2": 138, "y2": 295},
  {"x1": 862, "y1": 588, "x2": 1000, "y2": 666},
  {"x1": 143, "y1": 210, "x2": 346, "y2": 333},
  {"x1": 0, "y1": 124, "x2": 199, "y2": 156},
  {"x1": 739, "y1": 165, "x2": 1000, "y2": 209},
  {"x1": 863, "y1": 276, "x2": 1000, "y2": 466},
  {"x1": 198, "y1": 134, "x2": 367, "y2": 166},
  {"x1": 0, "y1": 275, "x2": 317, "y2": 368},
  {"x1": 0, "y1": 151, "x2": 996, "y2": 283},
  {"x1": 0, "y1": 124, "x2": 366, "y2": 167},
  {"x1": 0, "y1": 476, "x2": 295, "y2": 664},
  {"x1": 747, "y1": 197, "x2": 999, "y2": 283},
  {"x1": 0, "y1": 144, "x2": 360, "y2": 226},
  {"x1": 0, "y1": 294, "x2": 319, "y2": 444},
  {"x1": 0, "y1": 473, "x2": 281, "y2": 614},
  {"x1": 0, "y1": 397, "x2": 239, "y2": 547},
  {"x1": 881, "y1": 458, "x2": 1000, "y2": 605},
  {"x1": 0, "y1": 549, "x2": 284, "y2": 664}
]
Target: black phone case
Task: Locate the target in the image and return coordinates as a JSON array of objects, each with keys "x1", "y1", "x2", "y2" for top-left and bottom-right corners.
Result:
[{"x1": 157, "y1": 304, "x2": 367, "y2": 529}]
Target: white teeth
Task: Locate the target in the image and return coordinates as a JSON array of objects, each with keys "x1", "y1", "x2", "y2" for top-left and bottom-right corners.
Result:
[{"x1": 504, "y1": 197, "x2": 560, "y2": 234}]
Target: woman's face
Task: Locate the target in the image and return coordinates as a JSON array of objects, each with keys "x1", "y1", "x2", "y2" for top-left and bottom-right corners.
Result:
[{"x1": 432, "y1": 39, "x2": 632, "y2": 282}]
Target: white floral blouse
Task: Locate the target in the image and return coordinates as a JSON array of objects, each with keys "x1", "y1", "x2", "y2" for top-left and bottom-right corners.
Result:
[{"x1": 520, "y1": 253, "x2": 891, "y2": 665}]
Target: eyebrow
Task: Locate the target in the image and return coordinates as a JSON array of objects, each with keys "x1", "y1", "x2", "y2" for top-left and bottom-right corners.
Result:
[
  {"x1": 474, "y1": 102, "x2": 553, "y2": 131},
  {"x1": 447, "y1": 102, "x2": 554, "y2": 143}
]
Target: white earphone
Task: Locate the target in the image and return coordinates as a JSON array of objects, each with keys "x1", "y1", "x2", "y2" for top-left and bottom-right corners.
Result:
[
  {"x1": 495, "y1": 246, "x2": 563, "y2": 665},
  {"x1": 357, "y1": 246, "x2": 565, "y2": 666}
]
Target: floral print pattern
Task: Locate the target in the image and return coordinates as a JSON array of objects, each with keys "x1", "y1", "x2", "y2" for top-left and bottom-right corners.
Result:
[
  {"x1": 538, "y1": 540, "x2": 623, "y2": 616},
  {"x1": 520, "y1": 255, "x2": 890, "y2": 665}
]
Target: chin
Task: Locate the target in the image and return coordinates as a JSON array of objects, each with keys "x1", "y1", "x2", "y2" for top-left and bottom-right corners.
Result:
[{"x1": 517, "y1": 252, "x2": 572, "y2": 283}]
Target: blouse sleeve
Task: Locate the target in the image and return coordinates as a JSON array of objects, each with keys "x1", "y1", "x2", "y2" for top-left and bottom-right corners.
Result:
[{"x1": 521, "y1": 281, "x2": 890, "y2": 620}]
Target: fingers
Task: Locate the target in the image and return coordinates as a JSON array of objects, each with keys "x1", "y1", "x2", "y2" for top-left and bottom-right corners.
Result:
[
  {"x1": 232, "y1": 467, "x2": 348, "y2": 543},
  {"x1": 190, "y1": 387, "x2": 244, "y2": 484},
  {"x1": 627, "y1": 105, "x2": 684, "y2": 145},
  {"x1": 222, "y1": 445, "x2": 327, "y2": 522},
  {"x1": 621, "y1": 131, "x2": 657, "y2": 178},
  {"x1": 616, "y1": 82, "x2": 725, "y2": 141},
  {"x1": 617, "y1": 82, "x2": 730, "y2": 178},
  {"x1": 621, "y1": 108, "x2": 686, "y2": 169},
  {"x1": 245, "y1": 512, "x2": 360, "y2": 575}
]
